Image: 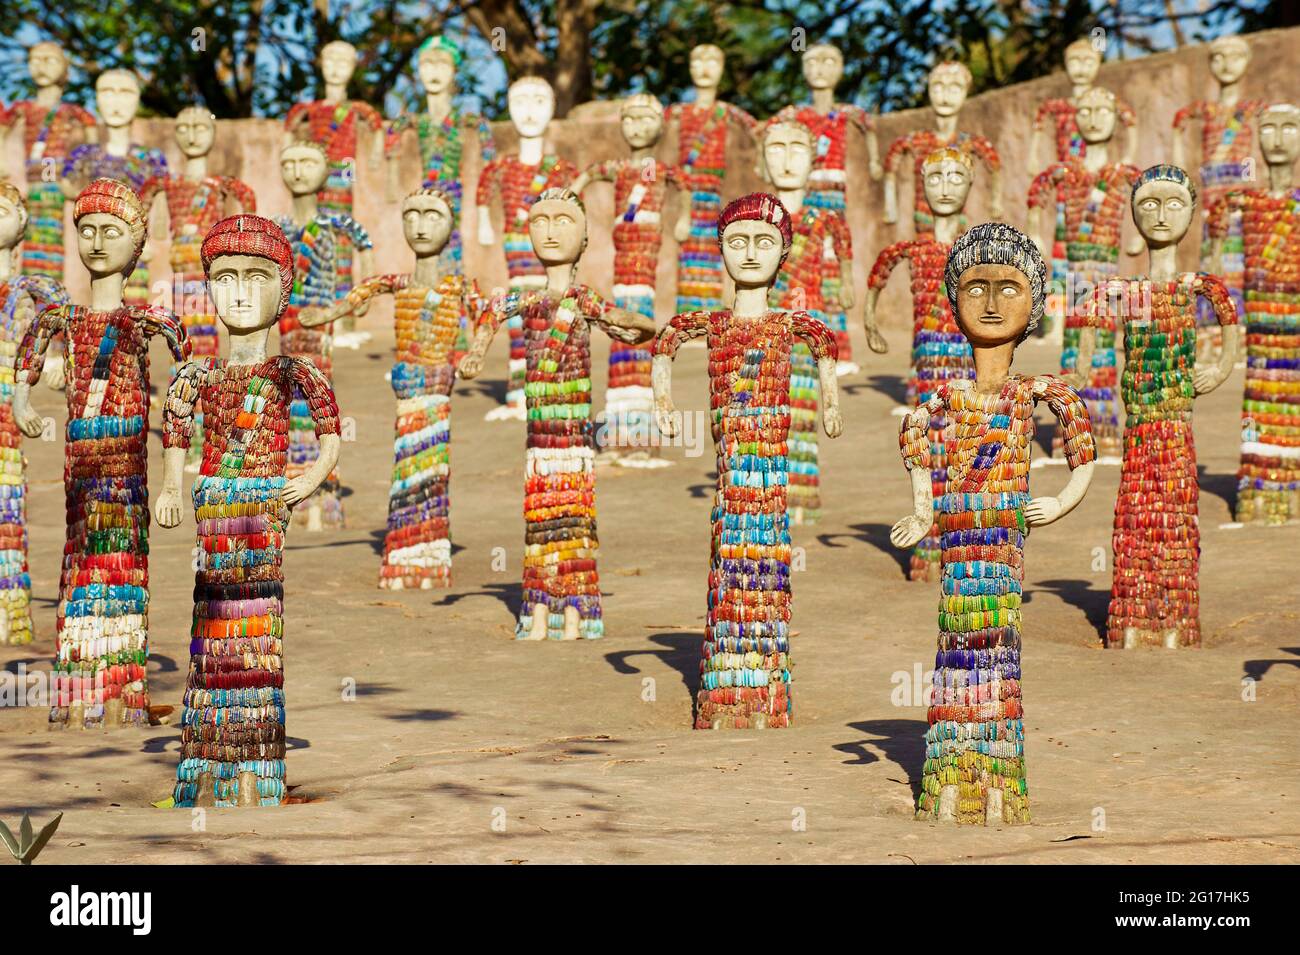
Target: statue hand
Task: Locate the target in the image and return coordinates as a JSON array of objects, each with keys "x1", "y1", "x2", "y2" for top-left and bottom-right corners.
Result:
[
  {"x1": 673, "y1": 214, "x2": 691, "y2": 244},
  {"x1": 281, "y1": 474, "x2": 316, "y2": 508},
  {"x1": 839, "y1": 283, "x2": 854, "y2": 310},
  {"x1": 1125, "y1": 234, "x2": 1145, "y2": 257},
  {"x1": 868, "y1": 160, "x2": 884, "y2": 181},
  {"x1": 42, "y1": 361, "x2": 66, "y2": 391},
  {"x1": 865, "y1": 323, "x2": 888, "y2": 355},
  {"x1": 478, "y1": 221, "x2": 495, "y2": 246},
  {"x1": 655, "y1": 405, "x2": 679, "y2": 439},
  {"x1": 1193, "y1": 363, "x2": 1226, "y2": 395},
  {"x1": 154, "y1": 486, "x2": 185, "y2": 528},
  {"x1": 14, "y1": 400, "x2": 45, "y2": 438},
  {"x1": 889, "y1": 513, "x2": 929, "y2": 549},
  {"x1": 1024, "y1": 496, "x2": 1063, "y2": 528},
  {"x1": 1063, "y1": 369, "x2": 1088, "y2": 390},
  {"x1": 297, "y1": 306, "x2": 328, "y2": 328},
  {"x1": 823, "y1": 404, "x2": 843, "y2": 438},
  {"x1": 457, "y1": 351, "x2": 484, "y2": 380}
]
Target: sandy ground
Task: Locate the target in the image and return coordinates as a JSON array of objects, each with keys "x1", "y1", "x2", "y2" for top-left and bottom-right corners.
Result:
[{"x1": 1, "y1": 312, "x2": 1298, "y2": 866}]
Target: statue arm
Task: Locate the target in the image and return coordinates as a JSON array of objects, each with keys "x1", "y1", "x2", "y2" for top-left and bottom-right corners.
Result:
[
  {"x1": 1193, "y1": 273, "x2": 1242, "y2": 394},
  {"x1": 794, "y1": 312, "x2": 842, "y2": 437},
  {"x1": 284, "y1": 358, "x2": 342, "y2": 506},
  {"x1": 650, "y1": 311, "x2": 708, "y2": 437},
  {"x1": 891, "y1": 400, "x2": 938, "y2": 548},
  {"x1": 585, "y1": 290, "x2": 655, "y2": 344},
  {"x1": 863, "y1": 241, "x2": 909, "y2": 353},
  {"x1": 1025, "y1": 375, "x2": 1098, "y2": 526},
  {"x1": 881, "y1": 134, "x2": 911, "y2": 225},
  {"x1": 458, "y1": 291, "x2": 523, "y2": 379},
  {"x1": 155, "y1": 359, "x2": 212, "y2": 527}
]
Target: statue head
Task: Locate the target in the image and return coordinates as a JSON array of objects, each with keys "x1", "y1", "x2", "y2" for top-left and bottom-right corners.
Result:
[
  {"x1": 528, "y1": 188, "x2": 587, "y2": 267},
  {"x1": 1209, "y1": 35, "x2": 1250, "y2": 86},
  {"x1": 928, "y1": 61, "x2": 971, "y2": 118},
  {"x1": 174, "y1": 105, "x2": 217, "y2": 159},
  {"x1": 717, "y1": 192, "x2": 792, "y2": 289},
  {"x1": 320, "y1": 40, "x2": 358, "y2": 87},
  {"x1": 761, "y1": 121, "x2": 814, "y2": 191},
  {"x1": 280, "y1": 141, "x2": 329, "y2": 197},
  {"x1": 619, "y1": 94, "x2": 665, "y2": 150},
  {"x1": 28, "y1": 41, "x2": 69, "y2": 88},
  {"x1": 802, "y1": 44, "x2": 843, "y2": 92},
  {"x1": 73, "y1": 178, "x2": 148, "y2": 279},
  {"x1": 1259, "y1": 103, "x2": 1300, "y2": 169},
  {"x1": 401, "y1": 187, "x2": 455, "y2": 257},
  {"x1": 95, "y1": 69, "x2": 141, "y2": 129},
  {"x1": 921, "y1": 147, "x2": 973, "y2": 218},
  {"x1": 0, "y1": 182, "x2": 29, "y2": 252},
  {"x1": 689, "y1": 44, "x2": 725, "y2": 91},
  {"x1": 507, "y1": 76, "x2": 555, "y2": 138},
  {"x1": 1075, "y1": 86, "x2": 1117, "y2": 145},
  {"x1": 417, "y1": 35, "x2": 460, "y2": 97},
  {"x1": 202, "y1": 214, "x2": 294, "y2": 332},
  {"x1": 946, "y1": 222, "x2": 1046, "y2": 346},
  {"x1": 1063, "y1": 37, "x2": 1102, "y2": 87},
  {"x1": 1131, "y1": 164, "x2": 1196, "y2": 249}
]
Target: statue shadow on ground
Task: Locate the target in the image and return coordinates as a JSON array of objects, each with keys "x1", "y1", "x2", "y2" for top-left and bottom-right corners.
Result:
[
  {"x1": 3, "y1": 657, "x2": 44, "y2": 674},
  {"x1": 1196, "y1": 464, "x2": 1237, "y2": 514},
  {"x1": 1243, "y1": 647, "x2": 1300, "y2": 684},
  {"x1": 860, "y1": 374, "x2": 908, "y2": 405},
  {"x1": 437, "y1": 581, "x2": 522, "y2": 618},
  {"x1": 686, "y1": 472, "x2": 718, "y2": 499},
  {"x1": 604, "y1": 631, "x2": 700, "y2": 719},
  {"x1": 385, "y1": 708, "x2": 459, "y2": 722},
  {"x1": 817, "y1": 522, "x2": 911, "y2": 578},
  {"x1": 1025, "y1": 578, "x2": 1108, "y2": 643},
  {"x1": 456, "y1": 376, "x2": 509, "y2": 404},
  {"x1": 833, "y1": 719, "x2": 927, "y2": 802}
]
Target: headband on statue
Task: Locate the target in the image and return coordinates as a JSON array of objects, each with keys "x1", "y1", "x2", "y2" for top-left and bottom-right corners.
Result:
[
  {"x1": 419, "y1": 35, "x2": 462, "y2": 66},
  {"x1": 945, "y1": 221, "x2": 1048, "y2": 336},
  {"x1": 73, "y1": 178, "x2": 148, "y2": 276},
  {"x1": 717, "y1": 192, "x2": 794, "y2": 261},
  {"x1": 1133, "y1": 163, "x2": 1197, "y2": 210},
  {"x1": 201, "y1": 215, "x2": 295, "y2": 317},
  {"x1": 0, "y1": 181, "x2": 27, "y2": 234},
  {"x1": 922, "y1": 146, "x2": 974, "y2": 171}
]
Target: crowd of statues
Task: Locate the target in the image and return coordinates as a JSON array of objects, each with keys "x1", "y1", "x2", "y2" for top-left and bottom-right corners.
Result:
[{"x1": 0, "y1": 30, "x2": 1294, "y2": 825}]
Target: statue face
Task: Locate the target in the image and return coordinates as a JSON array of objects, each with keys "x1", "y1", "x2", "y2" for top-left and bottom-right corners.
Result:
[
  {"x1": 76, "y1": 212, "x2": 137, "y2": 276},
  {"x1": 921, "y1": 159, "x2": 972, "y2": 216},
  {"x1": 0, "y1": 197, "x2": 25, "y2": 251},
  {"x1": 762, "y1": 124, "x2": 814, "y2": 191},
  {"x1": 320, "y1": 45, "x2": 357, "y2": 86},
  {"x1": 801, "y1": 46, "x2": 843, "y2": 91},
  {"x1": 507, "y1": 81, "x2": 555, "y2": 138},
  {"x1": 207, "y1": 254, "x2": 282, "y2": 333},
  {"x1": 1064, "y1": 47, "x2": 1101, "y2": 86},
  {"x1": 1259, "y1": 110, "x2": 1300, "y2": 167},
  {"x1": 1132, "y1": 179, "x2": 1194, "y2": 247},
  {"x1": 955, "y1": 264, "x2": 1032, "y2": 348},
  {"x1": 28, "y1": 45, "x2": 67, "y2": 87},
  {"x1": 95, "y1": 74, "x2": 140, "y2": 128},
  {"x1": 402, "y1": 194, "x2": 453, "y2": 256},
  {"x1": 689, "y1": 47, "x2": 724, "y2": 90},
  {"x1": 418, "y1": 50, "x2": 456, "y2": 96},
  {"x1": 928, "y1": 70, "x2": 968, "y2": 118},
  {"x1": 528, "y1": 197, "x2": 585, "y2": 266},
  {"x1": 1075, "y1": 96, "x2": 1116, "y2": 144},
  {"x1": 620, "y1": 108, "x2": 664, "y2": 150},
  {"x1": 280, "y1": 145, "x2": 328, "y2": 196},
  {"x1": 1209, "y1": 43, "x2": 1249, "y2": 85},
  {"x1": 175, "y1": 110, "x2": 216, "y2": 158},
  {"x1": 720, "y1": 219, "x2": 783, "y2": 288}
]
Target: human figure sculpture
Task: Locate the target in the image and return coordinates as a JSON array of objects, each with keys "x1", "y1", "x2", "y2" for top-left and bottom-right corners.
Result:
[
  {"x1": 1172, "y1": 35, "x2": 1265, "y2": 362},
  {"x1": 571, "y1": 94, "x2": 681, "y2": 467},
  {"x1": 0, "y1": 43, "x2": 97, "y2": 287},
  {"x1": 0, "y1": 182, "x2": 69, "y2": 645},
  {"x1": 1208, "y1": 105, "x2": 1300, "y2": 526},
  {"x1": 1076, "y1": 165, "x2": 1242, "y2": 649},
  {"x1": 772, "y1": 43, "x2": 878, "y2": 374},
  {"x1": 12, "y1": 179, "x2": 188, "y2": 728},
  {"x1": 864, "y1": 147, "x2": 976, "y2": 580},
  {"x1": 475, "y1": 76, "x2": 577, "y2": 422},
  {"x1": 140, "y1": 107, "x2": 257, "y2": 468},
  {"x1": 276, "y1": 141, "x2": 373, "y2": 531},
  {"x1": 297, "y1": 188, "x2": 484, "y2": 587},
  {"x1": 883, "y1": 61, "x2": 1001, "y2": 237},
  {"x1": 384, "y1": 35, "x2": 495, "y2": 279},
  {"x1": 762, "y1": 120, "x2": 851, "y2": 524},
  {"x1": 459, "y1": 188, "x2": 655, "y2": 640},
  {"x1": 664, "y1": 45, "x2": 759, "y2": 314},
  {"x1": 891, "y1": 222, "x2": 1096, "y2": 825},
  {"x1": 652, "y1": 192, "x2": 843, "y2": 729},
  {"x1": 1028, "y1": 87, "x2": 1141, "y2": 462},
  {"x1": 155, "y1": 214, "x2": 341, "y2": 807},
  {"x1": 61, "y1": 70, "x2": 168, "y2": 309}
]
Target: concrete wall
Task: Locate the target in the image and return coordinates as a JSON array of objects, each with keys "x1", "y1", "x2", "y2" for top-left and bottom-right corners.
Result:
[{"x1": 9, "y1": 26, "x2": 1300, "y2": 332}]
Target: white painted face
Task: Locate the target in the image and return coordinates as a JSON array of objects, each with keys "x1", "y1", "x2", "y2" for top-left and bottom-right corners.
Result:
[
  {"x1": 280, "y1": 144, "x2": 329, "y2": 196},
  {"x1": 689, "y1": 46, "x2": 724, "y2": 90},
  {"x1": 208, "y1": 253, "x2": 282, "y2": 332},
  {"x1": 28, "y1": 45, "x2": 68, "y2": 88},
  {"x1": 921, "y1": 159, "x2": 972, "y2": 217},
  {"x1": 320, "y1": 45, "x2": 357, "y2": 86},
  {"x1": 1132, "y1": 180, "x2": 1194, "y2": 247},
  {"x1": 762, "y1": 123, "x2": 814, "y2": 191},
  {"x1": 508, "y1": 80, "x2": 555, "y2": 138},
  {"x1": 802, "y1": 46, "x2": 843, "y2": 92},
  {"x1": 1064, "y1": 47, "x2": 1101, "y2": 86},
  {"x1": 928, "y1": 68, "x2": 969, "y2": 118},
  {"x1": 175, "y1": 109, "x2": 216, "y2": 158},
  {"x1": 418, "y1": 50, "x2": 456, "y2": 96},
  {"x1": 402, "y1": 194, "x2": 454, "y2": 256},
  {"x1": 1075, "y1": 94, "x2": 1116, "y2": 145},
  {"x1": 1209, "y1": 42, "x2": 1250, "y2": 86},
  {"x1": 528, "y1": 197, "x2": 585, "y2": 266},
  {"x1": 1259, "y1": 109, "x2": 1300, "y2": 167},
  {"x1": 76, "y1": 211, "x2": 137, "y2": 276},
  {"x1": 0, "y1": 197, "x2": 26, "y2": 251},
  {"x1": 620, "y1": 108, "x2": 664, "y2": 150},
  {"x1": 95, "y1": 73, "x2": 141, "y2": 128},
  {"x1": 720, "y1": 219, "x2": 784, "y2": 288}
]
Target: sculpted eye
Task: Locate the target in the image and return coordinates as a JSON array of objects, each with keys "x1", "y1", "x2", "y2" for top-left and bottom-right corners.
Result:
[
  {"x1": 1001, "y1": 285, "x2": 1019, "y2": 297},
  {"x1": 727, "y1": 236, "x2": 747, "y2": 249},
  {"x1": 1140, "y1": 199, "x2": 1158, "y2": 211},
  {"x1": 967, "y1": 285, "x2": 984, "y2": 297},
  {"x1": 1168, "y1": 199, "x2": 1184, "y2": 210}
]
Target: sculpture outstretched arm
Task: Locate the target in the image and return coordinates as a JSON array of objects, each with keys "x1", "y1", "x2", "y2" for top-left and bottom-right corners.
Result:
[
  {"x1": 458, "y1": 292, "x2": 519, "y2": 379},
  {"x1": 591, "y1": 303, "x2": 655, "y2": 345}
]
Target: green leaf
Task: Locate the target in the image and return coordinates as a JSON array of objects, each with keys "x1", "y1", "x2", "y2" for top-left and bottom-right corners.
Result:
[
  {"x1": 19, "y1": 812, "x2": 32, "y2": 851},
  {"x1": 0, "y1": 819, "x2": 18, "y2": 859},
  {"x1": 19, "y1": 813, "x2": 63, "y2": 864}
]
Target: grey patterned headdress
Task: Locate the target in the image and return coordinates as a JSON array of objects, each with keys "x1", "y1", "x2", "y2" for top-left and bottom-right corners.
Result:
[{"x1": 944, "y1": 222, "x2": 1047, "y2": 335}]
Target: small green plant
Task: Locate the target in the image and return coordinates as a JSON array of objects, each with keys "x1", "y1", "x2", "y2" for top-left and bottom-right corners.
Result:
[{"x1": 0, "y1": 812, "x2": 62, "y2": 865}]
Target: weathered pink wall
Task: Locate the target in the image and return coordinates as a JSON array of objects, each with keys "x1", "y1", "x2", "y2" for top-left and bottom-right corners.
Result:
[{"x1": 9, "y1": 26, "x2": 1300, "y2": 334}]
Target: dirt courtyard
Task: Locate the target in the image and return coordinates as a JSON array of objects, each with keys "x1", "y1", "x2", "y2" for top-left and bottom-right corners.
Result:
[{"x1": 1, "y1": 312, "x2": 1297, "y2": 865}]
